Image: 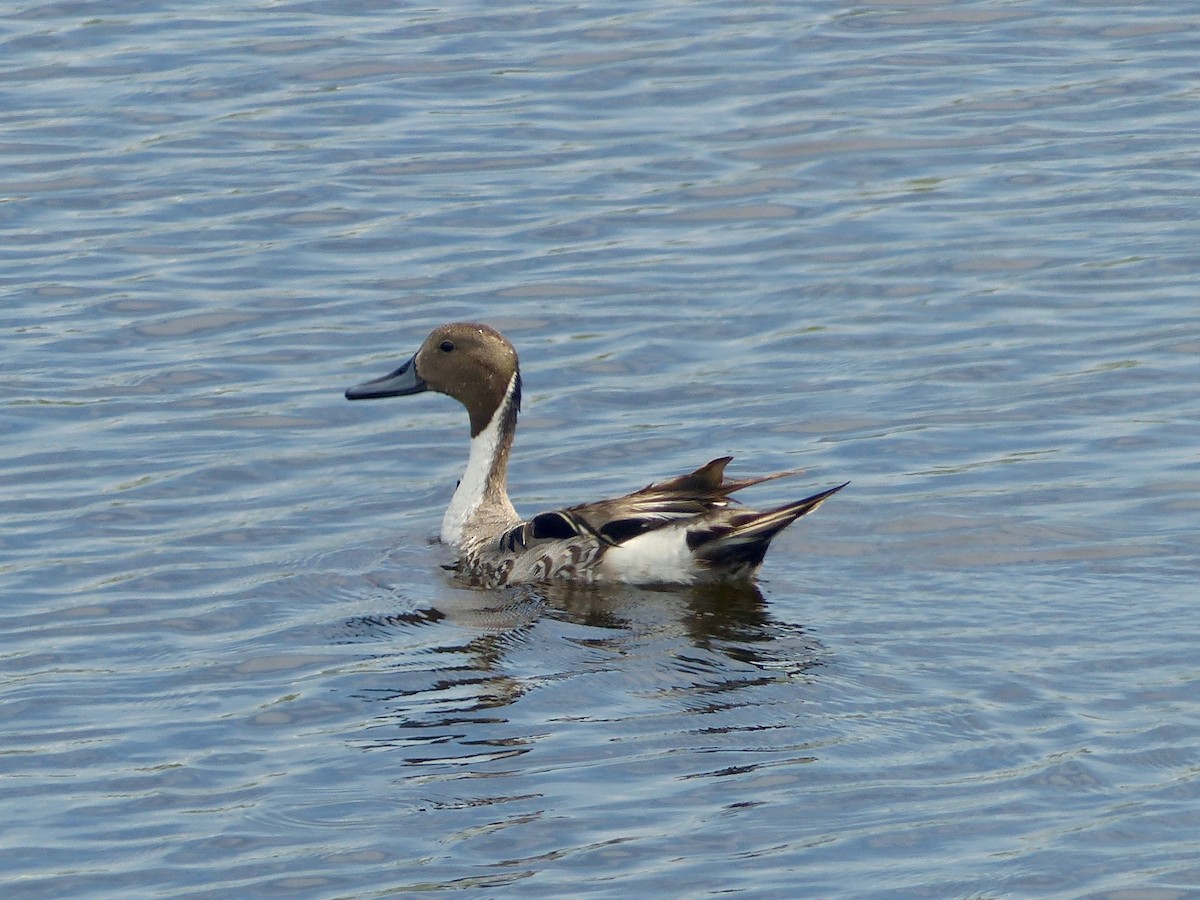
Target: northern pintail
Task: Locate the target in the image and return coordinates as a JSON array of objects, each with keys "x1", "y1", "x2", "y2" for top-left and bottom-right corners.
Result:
[{"x1": 346, "y1": 322, "x2": 846, "y2": 587}]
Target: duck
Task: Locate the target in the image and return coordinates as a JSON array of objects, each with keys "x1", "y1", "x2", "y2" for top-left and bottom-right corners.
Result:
[{"x1": 345, "y1": 322, "x2": 846, "y2": 587}]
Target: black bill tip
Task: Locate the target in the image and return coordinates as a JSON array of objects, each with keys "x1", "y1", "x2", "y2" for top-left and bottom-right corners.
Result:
[{"x1": 345, "y1": 356, "x2": 427, "y2": 400}]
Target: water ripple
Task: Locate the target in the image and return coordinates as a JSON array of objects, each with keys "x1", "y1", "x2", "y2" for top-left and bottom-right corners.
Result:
[{"x1": 4, "y1": 0, "x2": 1200, "y2": 896}]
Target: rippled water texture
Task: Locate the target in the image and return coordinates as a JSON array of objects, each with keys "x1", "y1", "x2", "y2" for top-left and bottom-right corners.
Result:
[{"x1": 4, "y1": 1, "x2": 1199, "y2": 896}]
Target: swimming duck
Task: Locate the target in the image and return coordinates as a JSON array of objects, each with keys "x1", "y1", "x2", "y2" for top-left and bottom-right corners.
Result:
[{"x1": 346, "y1": 322, "x2": 845, "y2": 586}]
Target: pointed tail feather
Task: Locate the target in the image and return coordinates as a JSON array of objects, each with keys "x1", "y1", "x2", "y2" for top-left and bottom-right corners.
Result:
[
  {"x1": 689, "y1": 482, "x2": 848, "y2": 574},
  {"x1": 756, "y1": 481, "x2": 849, "y2": 532}
]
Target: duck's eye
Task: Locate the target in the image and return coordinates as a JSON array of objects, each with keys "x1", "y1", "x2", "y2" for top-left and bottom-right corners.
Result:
[{"x1": 439, "y1": 340, "x2": 454, "y2": 352}]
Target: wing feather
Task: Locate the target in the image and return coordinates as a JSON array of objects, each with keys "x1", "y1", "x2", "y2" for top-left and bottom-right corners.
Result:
[{"x1": 498, "y1": 457, "x2": 810, "y2": 553}]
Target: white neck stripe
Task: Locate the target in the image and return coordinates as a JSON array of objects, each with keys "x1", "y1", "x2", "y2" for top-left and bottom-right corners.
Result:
[{"x1": 440, "y1": 372, "x2": 516, "y2": 545}]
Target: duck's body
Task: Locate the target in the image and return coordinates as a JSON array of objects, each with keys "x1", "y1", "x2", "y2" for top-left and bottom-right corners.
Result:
[{"x1": 346, "y1": 323, "x2": 845, "y2": 587}]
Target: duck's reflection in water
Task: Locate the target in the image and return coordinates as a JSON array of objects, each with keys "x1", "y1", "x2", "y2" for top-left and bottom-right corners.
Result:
[{"x1": 340, "y1": 574, "x2": 825, "y2": 753}]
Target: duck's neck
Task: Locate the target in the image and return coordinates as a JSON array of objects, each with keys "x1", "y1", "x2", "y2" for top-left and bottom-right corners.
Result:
[{"x1": 441, "y1": 372, "x2": 520, "y2": 545}]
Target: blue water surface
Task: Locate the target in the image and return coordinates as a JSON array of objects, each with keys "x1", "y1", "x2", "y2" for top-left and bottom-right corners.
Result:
[{"x1": 3, "y1": 1, "x2": 1199, "y2": 897}]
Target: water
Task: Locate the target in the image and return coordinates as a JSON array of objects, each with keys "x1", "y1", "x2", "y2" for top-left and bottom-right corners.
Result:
[{"x1": 4, "y1": 1, "x2": 1198, "y2": 896}]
